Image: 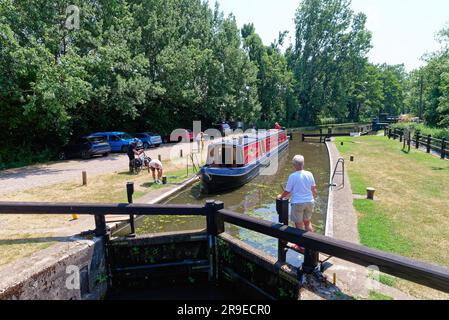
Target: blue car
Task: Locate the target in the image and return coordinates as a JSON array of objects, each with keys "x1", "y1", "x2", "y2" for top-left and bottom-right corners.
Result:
[
  {"x1": 90, "y1": 132, "x2": 139, "y2": 153},
  {"x1": 58, "y1": 136, "x2": 111, "y2": 160},
  {"x1": 135, "y1": 132, "x2": 163, "y2": 149}
]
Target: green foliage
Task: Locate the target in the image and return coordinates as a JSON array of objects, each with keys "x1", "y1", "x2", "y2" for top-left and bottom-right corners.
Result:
[
  {"x1": 2, "y1": 0, "x2": 447, "y2": 170},
  {"x1": 378, "y1": 274, "x2": 397, "y2": 287},
  {"x1": 242, "y1": 24, "x2": 293, "y2": 124},
  {"x1": 368, "y1": 291, "x2": 394, "y2": 301},
  {"x1": 290, "y1": 0, "x2": 373, "y2": 125},
  {"x1": 0, "y1": 0, "x2": 261, "y2": 168}
]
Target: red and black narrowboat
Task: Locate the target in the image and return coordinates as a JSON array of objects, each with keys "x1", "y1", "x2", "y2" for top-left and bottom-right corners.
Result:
[{"x1": 200, "y1": 129, "x2": 289, "y2": 193}]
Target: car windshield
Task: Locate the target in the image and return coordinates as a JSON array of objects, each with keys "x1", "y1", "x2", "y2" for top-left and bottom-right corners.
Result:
[
  {"x1": 88, "y1": 137, "x2": 106, "y2": 144},
  {"x1": 118, "y1": 134, "x2": 132, "y2": 140}
]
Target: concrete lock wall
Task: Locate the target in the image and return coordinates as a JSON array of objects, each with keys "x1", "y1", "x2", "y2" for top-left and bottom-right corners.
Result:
[
  {"x1": 107, "y1": 230, "x2": 210, "y2": 291},
  {"x1": 107, "y1": 231, "x2": 300, "y2": 300},
  {"x1": 217, "y1": 234, "x2": 299, "y2": 300},
  {"x1": 0, "y1": 237, "x2": 107, "y2": 300},
  {"x1": 1, "y1": 230, "x2": 300, "y2": 300}
]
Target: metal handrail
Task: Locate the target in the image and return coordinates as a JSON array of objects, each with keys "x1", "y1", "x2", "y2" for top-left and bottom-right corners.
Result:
[{"x1": 330, "y1": 158, "x2": 345, "y2": 188}]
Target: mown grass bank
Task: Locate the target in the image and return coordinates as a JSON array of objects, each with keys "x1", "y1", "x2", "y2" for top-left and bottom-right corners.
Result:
[{"x1": 335, "y1": 135, "x2": 449, "y2": 299}]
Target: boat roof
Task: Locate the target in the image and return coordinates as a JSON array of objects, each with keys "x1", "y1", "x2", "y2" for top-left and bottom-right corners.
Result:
[{"x1": 209, "y1": 129, "x2": 284, "y2": 147}]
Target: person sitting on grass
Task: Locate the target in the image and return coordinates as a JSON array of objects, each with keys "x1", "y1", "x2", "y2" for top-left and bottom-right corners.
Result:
[
  {"x1": 149, "y1": 158, "x2": 164, "y2": 184},
  {"x1": 277, "y1": 155, "x2": 318, "y2": 253}
]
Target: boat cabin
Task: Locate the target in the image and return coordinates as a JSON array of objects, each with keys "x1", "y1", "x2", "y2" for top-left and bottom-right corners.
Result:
[{"x1": 206, "y1": 130, "x2": 288, "y2": 168}]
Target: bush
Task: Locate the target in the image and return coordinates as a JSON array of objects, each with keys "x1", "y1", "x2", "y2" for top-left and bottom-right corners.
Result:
[
  {"x1": 319, "y1": 117, "x2": 338, "y2": 126},
  {"x1": 0, "y1": 146, "x2": 56, "y2": 170}
]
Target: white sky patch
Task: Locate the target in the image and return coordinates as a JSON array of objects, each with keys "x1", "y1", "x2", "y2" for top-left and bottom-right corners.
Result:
[{"x1": 213, "y1": 0, "x2": 449, "y2": 71}]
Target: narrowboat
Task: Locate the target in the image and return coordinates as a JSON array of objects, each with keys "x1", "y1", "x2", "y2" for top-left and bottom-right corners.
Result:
[{"x1": 200, "y1": 129, "x2": 289, "y2": 193}]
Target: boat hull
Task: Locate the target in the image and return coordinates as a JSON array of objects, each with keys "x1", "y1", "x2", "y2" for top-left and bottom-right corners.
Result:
[{"x1": 201, "y1": 140, "x2": 289, "y2": 194}]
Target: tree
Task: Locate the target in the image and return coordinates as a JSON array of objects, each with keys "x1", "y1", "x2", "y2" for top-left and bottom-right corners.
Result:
[
  {"x1": 291, "y1": 0, "x2": 372, "y2": 125},
  {"x1": 242, "y1": 24, "x2": 294, "y2": 124}
]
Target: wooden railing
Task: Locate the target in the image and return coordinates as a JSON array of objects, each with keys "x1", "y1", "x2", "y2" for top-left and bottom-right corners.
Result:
[
  {"x1": 386, "y1": 127, "x2": 448, "y2": 159},
  {"x1": 303, "y1": 124, "x2": 373, "y2": 143},
  {"x1": 1, "y1": 200, "x2": 449, "y2": 293}
]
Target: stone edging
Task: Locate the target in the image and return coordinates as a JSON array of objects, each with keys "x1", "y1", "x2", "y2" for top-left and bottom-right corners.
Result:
[{"x1": 324, "y1": 140, "x2": 334, "y2": 238}]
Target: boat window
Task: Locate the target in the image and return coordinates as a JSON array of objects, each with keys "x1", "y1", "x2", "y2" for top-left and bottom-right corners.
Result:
[{"x1": 207, "y1": 144, "x2": 244, "y2": 167}]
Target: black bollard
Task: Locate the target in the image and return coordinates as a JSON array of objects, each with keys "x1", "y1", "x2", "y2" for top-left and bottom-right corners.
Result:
[
  {"x1": 127, "y1": 182, "x2": 136, "y2": 238},
  {"x1": 276, "y1": 198, "x2": 289, "y2": 263}
]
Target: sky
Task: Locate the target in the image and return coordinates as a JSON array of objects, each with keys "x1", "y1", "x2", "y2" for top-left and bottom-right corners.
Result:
[{"x1": 212, "y1": 0, "x2": 449, "y2": 71}]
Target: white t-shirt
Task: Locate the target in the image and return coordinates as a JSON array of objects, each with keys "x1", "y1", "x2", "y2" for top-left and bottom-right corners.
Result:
[
  {"x1": 149, "y1": 159, "x2": 163, "y2": 169},
  {"x1": 285, "y1": 170, "x2": 316, "y2": 204}
]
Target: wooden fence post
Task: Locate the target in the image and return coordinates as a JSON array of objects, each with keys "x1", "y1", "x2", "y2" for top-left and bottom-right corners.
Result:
[
  {"x1": 403, "y1": 132, "x2": 406, "y2": 150},
  {"x1": 441, "y1": 138, "x2": 446, "y2": 160},
  {"x1": 408, "y1": 132, "x2": 411, "y2": 153},
  {"x1": 82, "y1": 171, "x2": 87, "y2": 186},
  {"x1": 206, "y1": 200, "x2": 224, "y2": 281},
  {"x1": 127, "y1": 182, "x2": 135, "y2": 238},
  {"x1": 276, "y1": 198, "x2": 289, "y2": 264},
  {"x1": 427, "y1": 135, "x2": 432, "y2": 154},
  {"x1": 416, "y1": 131, "x2": 420, "y2": 149},
  {"x1": 94, "y1": 215, "x2": 107, "y2": 237}
]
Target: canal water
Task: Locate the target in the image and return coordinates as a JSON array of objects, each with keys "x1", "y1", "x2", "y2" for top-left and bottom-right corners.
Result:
[{"x1": 131, "y1": 130, "x2": 342, "y2": 267}]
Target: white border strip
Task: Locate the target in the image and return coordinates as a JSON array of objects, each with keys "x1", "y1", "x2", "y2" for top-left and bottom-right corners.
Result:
[{"x1": 324, "y1": 140, "x2": 334, "y2": 238}]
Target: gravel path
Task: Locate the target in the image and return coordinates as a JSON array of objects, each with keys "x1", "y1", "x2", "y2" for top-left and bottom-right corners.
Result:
[{"x1": 0, "y1": 140, "x2": 205, "y2": 197}]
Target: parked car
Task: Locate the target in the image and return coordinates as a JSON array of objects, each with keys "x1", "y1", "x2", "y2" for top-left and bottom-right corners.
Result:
[
  {"x1": 229, "y1": 121, "x2": 244, "y2": 131},
  {"x1": 58, "y1": 136, "x2": 111, "y2": 160},
  {"x1": 214, "y1": 123, "x2": 232, "y2": 136},
  {"x1": 90, "y1": 132, "x2": 138, "y2": 153},
  {"x1": 162, "y1": 129, "x2": 194, "y2": 143},
  {"x1": 135, "y1": 132, "x2": 163, "y2": 149}
]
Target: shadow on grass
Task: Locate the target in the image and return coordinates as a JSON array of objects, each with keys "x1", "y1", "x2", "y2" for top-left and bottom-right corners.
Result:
[
  {"x1": 432, "y1": 166, "x2": 449, "y2": 171},
  {"x1": 142, "y1": 182, "x2": 156, "y2": 188},
  {"x1": 118, "y1": 171, "x2": 136, "y2": 176}
]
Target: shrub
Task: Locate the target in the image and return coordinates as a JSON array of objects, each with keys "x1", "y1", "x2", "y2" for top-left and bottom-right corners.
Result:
[{"x1": 0, "y1": 146, "x2": 56, "y2": 170}]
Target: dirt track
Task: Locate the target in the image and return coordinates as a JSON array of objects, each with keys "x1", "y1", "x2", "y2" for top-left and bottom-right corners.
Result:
[{"x1": 0, "y1": 141, "x2": 203, "y2": 197}]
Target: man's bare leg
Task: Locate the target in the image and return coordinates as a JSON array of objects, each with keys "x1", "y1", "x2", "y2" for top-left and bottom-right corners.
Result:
[
  {"x1": 295, "y1": 222, "x2": 305, "y2": 231},
  {"x1": 151, "y1": 170, "x2": 156, "y2": 181},
  {"x1": 304, "y1": 220, "x2": 314, "y2": 232},
  {"x1": 287, "y1": 222, "x2": 306, "y2": 252}
]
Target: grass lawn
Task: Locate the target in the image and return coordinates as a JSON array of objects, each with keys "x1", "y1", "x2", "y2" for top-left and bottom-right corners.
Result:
[
  {"x1": 0, "y1": 163, "x2": 195, "y2": 267},
  {"x1": 336, "y1": 135, "x2": 449, "y2": 299}
]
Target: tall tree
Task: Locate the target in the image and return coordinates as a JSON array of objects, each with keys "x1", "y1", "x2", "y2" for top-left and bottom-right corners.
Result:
[
  {"x1": 242, "y1": 24, "x2": 294, "y2": 124},
  {"x1": 291, "y1": 0, "x2": 372, "y2": 125}
]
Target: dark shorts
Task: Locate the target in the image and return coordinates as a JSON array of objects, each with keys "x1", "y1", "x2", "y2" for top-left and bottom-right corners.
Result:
[{"x1": 150, "y1": 167, "x2": 162, "y2": 172}]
